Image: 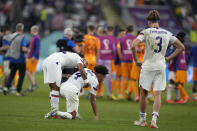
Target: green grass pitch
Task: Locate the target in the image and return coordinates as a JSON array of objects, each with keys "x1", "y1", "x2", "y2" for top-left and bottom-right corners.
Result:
[{"x1": 0, "y1": 74, "x2": 197, "y2": 131}]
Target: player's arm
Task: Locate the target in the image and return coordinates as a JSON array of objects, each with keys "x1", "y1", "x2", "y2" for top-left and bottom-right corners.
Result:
[
  {"x1": 116, "y1": 43, "x2": 122, "y2": 60},
  {"x1": 95, "y1": 39, "x2": 100, "y2": 65},
  {"x1": 90, "y1": 93, "x2": 98, "y2": 120},
  {"x1": 131, "y1": 39, "x2": 142, "y2": 67},
  {"x1": 165, "y1": 39, "x2": 185, "y2": 61},
  {"x1": 77, "y1": 63, "x2": 87, "y2": 80}
]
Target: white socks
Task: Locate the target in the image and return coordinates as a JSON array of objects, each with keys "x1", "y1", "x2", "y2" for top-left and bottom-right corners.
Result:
[
  {"x1": 57, "y1": 111, "x2": 72, "y2": 119},
  {"x1": 139, "y1": 112, "x2": 146, "y2": 122},
  {"x1": 152, "y1": 112, "x2": 159, "y2": 123},
  {"x1": 167, "y1": 84, "x2": 173, "y2": 100},
  {"x1": 50, "y1": 90, "x2": 59, "y2": 110}
]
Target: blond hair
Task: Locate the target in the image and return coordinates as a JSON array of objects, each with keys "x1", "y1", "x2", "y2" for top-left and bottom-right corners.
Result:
[
  {"x1": 31, "y1": 25, "x2": 39, "y2": 32},
  {"x1": 16, "y1": 23, "x2": 24, "y2": 31}
]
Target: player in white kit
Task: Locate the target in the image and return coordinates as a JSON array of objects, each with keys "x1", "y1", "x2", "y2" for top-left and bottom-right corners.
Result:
[
  {"x1": 53, "y1": 65, "x2": 108, "y2": 120},
  {"x1": 131, "y1": 10, "x2": 185, "y2": 128},
  {"x1": 43, "y1": 51, "x2": 88, "y2": 118}
]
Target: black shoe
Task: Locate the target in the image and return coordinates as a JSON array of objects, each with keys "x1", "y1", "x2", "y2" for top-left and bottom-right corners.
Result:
[
  {"x1": 3, "y1": 87, "x2": 8, "y2": 95},
  {"x1": 32, "y1": 84, "x2": 38, "y2": 90}
]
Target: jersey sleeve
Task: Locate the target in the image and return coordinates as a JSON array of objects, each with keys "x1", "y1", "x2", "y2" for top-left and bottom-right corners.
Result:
[
  {"x1": 137, "y1": 30, "x2": 145, "y2": 42},
  {"x1": 88, "y1": 79, "x2": 98, "y2": 96},
  {"x1": 76, "y1": 54, "x2": 83, "y2": 64},
  {"x1": 169, "y1": 35, "x2": 177, "y2": 44},
  {"x1": 95, "y1": 38, "x2": 100, "y2": 49}
]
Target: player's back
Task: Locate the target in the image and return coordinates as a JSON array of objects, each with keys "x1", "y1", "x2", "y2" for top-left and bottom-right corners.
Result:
[
  {"x1": 63, "y1": 68, "x2": 98, "y2": 94},
  {"x1": 99, "y1": 35, "x2": 118, "y2": 60},
  {"x1": 120, "y1": 34, "x2": 135, "y2": 61},
  {"x1": 44, "y1": 51, "x2": 82, "y2": 68},
  {"x1": 83, "y1": 34, "x2": 100, "y2": 60},
  {"x1": 140, "y1": 27, "x2": 176, "y2": 70}
]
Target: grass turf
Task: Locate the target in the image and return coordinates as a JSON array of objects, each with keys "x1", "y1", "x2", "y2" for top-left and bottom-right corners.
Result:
[{"x1": 0, "y1": 73, "x2": 197, "y2": 131}]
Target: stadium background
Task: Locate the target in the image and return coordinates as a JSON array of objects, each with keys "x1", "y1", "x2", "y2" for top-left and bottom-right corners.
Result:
[{"x1": 1, "y1": 0, "x2": 196, "y2": 82}]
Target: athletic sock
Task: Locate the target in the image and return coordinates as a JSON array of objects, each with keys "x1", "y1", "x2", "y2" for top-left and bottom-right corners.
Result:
[
  {"x1": 112, "y1": 79, "x2": 117, "y2": 94},
  {"x1": 139, "y1": 112, "x2": 146, "y2": 122},
  {"x1": 152, "y1": 112, "x2": 159, "y2": 124},
  {"x1": 121, "y1": 80, "x2": 128, "y2": 96},
  {"x1": 57, "y1": 111, "x2": 72, "y2": 119},
  {"x1": 175, "y1": 87, "x2": 179, "y2": 100},
  {"x1": 50, "y1": 90, "x2": 59, "y2": 110},
  {"x1": 167, "y1": 83, "x2": 173, "y2": 100},
  {"x1": 177, "y1": 84, "x2": 188, "y2": 99},
  {"x1": 117, "y1": 80, "x2": 122, "y2": 95}
]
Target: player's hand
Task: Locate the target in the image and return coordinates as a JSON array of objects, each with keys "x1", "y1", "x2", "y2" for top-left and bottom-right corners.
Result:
[
  {"x1": 94, "y1": 115, "x2": 99, "y2": 120},
  {"x1": 136, "y1": 61, "x2": 142, "y2": 68},
  {"x1": 165, "y1": 57, "x2": 170, "y2": 62},
  {"x1": 31, "y1": 57, "x2": 35, "y2": 62}
]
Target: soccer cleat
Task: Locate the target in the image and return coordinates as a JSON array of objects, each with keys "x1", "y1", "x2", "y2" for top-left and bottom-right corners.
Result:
[
  {"x1": 134, "y1": 120, "x2": 148, "y2": 127},
  {"x1": 150, "y1": 120, "x2": 159, "y2": 128},
  {"x1": 44, "y1": 109, "x2": 58, "y2": 119},
  {"x1": 3, "y1": 87, "x2": 8, "y2": 95},
  {"x1": 111, "y1": 95, "x2": 118, "y2": 100},
  {"x1": 0, "y1": 86, "x2": 3, "y2": 92},
  {"x1": 175, "y1": 99, "x2": 184, "y2": 104},
  {"x1": 15, "y1": 92, "x2": 25, "y2": 96},
  {"x1": 183, "y1": 96, "x2": 190, "y2": 103},
  {"x1": 166, "y1": 99, "x2": 174, "y2": 104}
]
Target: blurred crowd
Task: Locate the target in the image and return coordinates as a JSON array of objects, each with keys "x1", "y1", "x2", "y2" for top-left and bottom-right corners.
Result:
[{"x1": 0, "y1": 0, "x2": 107, "y2": 35}]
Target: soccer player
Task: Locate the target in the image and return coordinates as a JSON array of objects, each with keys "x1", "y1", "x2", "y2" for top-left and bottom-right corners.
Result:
[
  {"x1": 120, "y1": 25, "x2": 135, "y2": 98},
  {"x1": 174, "y1": 32, "x2": 190, "y2": 104},
  {"x1": 188, "y1": 45, "x2": 197, "y2": 101},
  {"x1": 83, "y1": 25, "x2": 100, "y2": 71},
  {"x1": 132, "y1": 10, "x2": 185, "y2": 128},
  {"x1": 43, "y1": 51, "x2": 88, "y2": 118},
  {"x1": 53, "y1": 65, "x2": 108, "y2": 120},
  {"x1": 98, "y1": 26, "x2": 119, "y2": 99},
  {"x1": 26, "y1": 25, "x2": 41, "y2": 92},
  {"x1": 111, "y1": 28, "x2": 125, "y2": 99}
]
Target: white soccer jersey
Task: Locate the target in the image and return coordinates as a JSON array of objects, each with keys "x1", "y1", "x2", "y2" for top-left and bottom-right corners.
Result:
[
  {"x1": 61, "y1": 68, "x2": 99, "y2": 96},
  {"x1": 137, "y1": 27, "x2": 177, "y2": 71},
  {"x1": 44, "y1": 51, "x2": 83, "y2": 68}
]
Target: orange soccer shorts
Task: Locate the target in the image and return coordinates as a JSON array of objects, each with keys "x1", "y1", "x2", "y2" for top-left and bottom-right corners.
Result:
[
  {"x1": 175, "y1": 70, "x2": 187, "y2": 84},
  {"x1": 193, "y1": 67, "x2": 197, "y2": 82},
  {"x1": 121, "y1": 62, "x2": 132, "y2": 78},
  {"x1": 130, "y1": 61, "x2": 140, "y2": 80},
  {"x1": 26, "y1": 59, "x2": 38, "y2": 73}
]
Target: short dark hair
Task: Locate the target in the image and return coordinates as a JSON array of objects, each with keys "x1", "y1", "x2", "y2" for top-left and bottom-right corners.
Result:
[
  {"x1": 94, "y1": 65, "x2": 108, "y2": 75},
  {"x1": 107, "y1": 26, "x2": 114, "y2": 32},
  {"x1": 118, "y1": 28, "x2": 125, "y2": 33},
  {"x1": 87, "y1": 25, "x2": 95, "y2": 31},
  {"x1": 176, "y1": 32, "x2": 186, "y2": 43},
  {"x1": 126, "y1": 25, "x2": 133, "y2": 33}
]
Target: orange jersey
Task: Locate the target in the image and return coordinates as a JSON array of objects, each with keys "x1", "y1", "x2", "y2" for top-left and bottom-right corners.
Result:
[
  {"x1": 83, "y1": 34, "x2": 100, "y2": 65},
  {"x1": 137, "y1": 42, "x2": 145, "y2": 62}
]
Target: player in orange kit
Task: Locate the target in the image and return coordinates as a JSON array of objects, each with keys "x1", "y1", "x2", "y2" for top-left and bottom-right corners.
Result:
[{"x1": 83, "y1": 25, "x2": 100, "y2": 71}]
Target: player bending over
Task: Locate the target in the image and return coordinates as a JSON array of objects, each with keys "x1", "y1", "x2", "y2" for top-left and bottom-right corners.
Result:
[
  {"x1": 51, "y1": 65, "x2": 108, "y2": 120},
  {"x1": 132, "y1": 10, "x2": 185, "y2": 128},
  {"x1": 43, "y1": 51, "x2": 88, "y2": 118}
]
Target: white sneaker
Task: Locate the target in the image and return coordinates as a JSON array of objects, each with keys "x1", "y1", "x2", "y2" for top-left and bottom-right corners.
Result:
[
  {"x1": 134, "y1": 120, "x2": 148, "y2": 127},
  {"x1": 150, "y1": 120, "x2": 159, "y2": 128},
  {"x1": 44, "y1": 109, "x2": 58, "y2": 119}
]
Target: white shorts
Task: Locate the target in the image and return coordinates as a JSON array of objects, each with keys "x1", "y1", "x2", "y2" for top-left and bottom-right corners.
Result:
[
  {"x1": 43, "y1": 59, "x2": 62, "y2": 87},
  {"x1": 60, "y1": 83, "x2": 79, "y2": 112},
  {"x1": 168, "y1": 71, "x2": 175, "y2": 81},
  {"x1": 139, "y1": 69, "x2": 166, "y2": 91}
]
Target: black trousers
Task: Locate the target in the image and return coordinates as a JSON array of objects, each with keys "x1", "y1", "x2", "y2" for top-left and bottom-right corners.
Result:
[{"x1": 6, "y1": 62, "x2": 26, "y2": 92}]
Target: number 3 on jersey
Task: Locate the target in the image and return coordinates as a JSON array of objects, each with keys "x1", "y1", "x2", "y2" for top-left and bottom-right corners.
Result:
[{"x1": 154, "y1": 36, "x2": 162, "y2": 53}]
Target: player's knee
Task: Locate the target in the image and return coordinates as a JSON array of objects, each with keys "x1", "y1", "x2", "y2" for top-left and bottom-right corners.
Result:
[{"x1": 49, "y1": 83, "x2": 59, "y2": 91}]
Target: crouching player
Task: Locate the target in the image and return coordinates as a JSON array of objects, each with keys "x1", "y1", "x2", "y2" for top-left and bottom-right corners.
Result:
[{"x1": 55, "y1": 65, "x2": 108, "y2": 120}]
